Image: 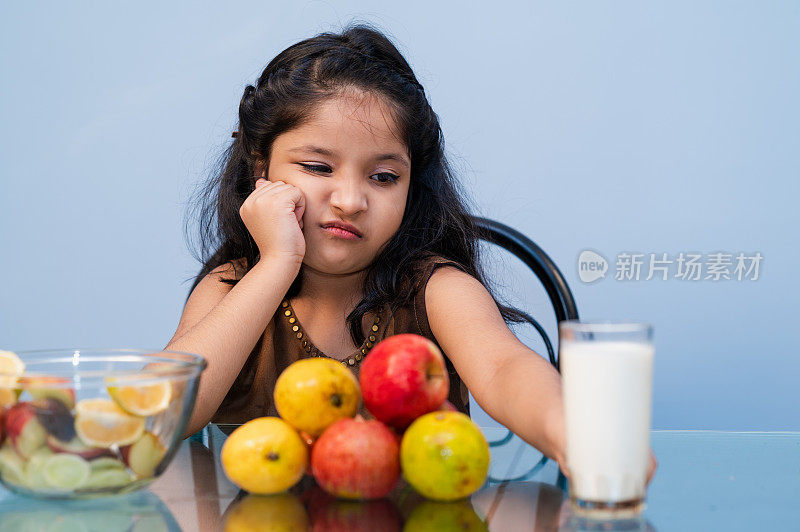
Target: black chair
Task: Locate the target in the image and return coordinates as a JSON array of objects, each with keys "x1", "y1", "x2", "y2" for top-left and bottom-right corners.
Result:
[{"x1": 472, "y1": 216, "x2": 579, "y2": 484}]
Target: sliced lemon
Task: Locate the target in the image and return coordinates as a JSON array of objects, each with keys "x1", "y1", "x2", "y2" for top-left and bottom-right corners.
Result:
[
  {"x1": 75, "y1": 398, "x2": 145, "y2": 448},
  {"x1": 107, "y1": 378, "x2": 172, "y2": 417},
  {"x1": 0, "y1": 350, "x2": 25, "y2": 389}
]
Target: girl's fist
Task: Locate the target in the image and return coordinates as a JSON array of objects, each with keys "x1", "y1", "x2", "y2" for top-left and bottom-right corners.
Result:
[{"x1": 239, "y1": 178, "x2": 306, "y2": 265}]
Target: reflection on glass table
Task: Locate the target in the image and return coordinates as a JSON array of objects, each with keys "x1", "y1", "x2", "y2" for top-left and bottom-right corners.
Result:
[
  {"x1": 0, "y1": 490, "x2": 180, "y2": 531},
  {"x1": 2, "y1": 426, "x2": 799, "y2": 531},
  {"x1": 202, "y1": 424, "x2": 651, "y2": 530}
]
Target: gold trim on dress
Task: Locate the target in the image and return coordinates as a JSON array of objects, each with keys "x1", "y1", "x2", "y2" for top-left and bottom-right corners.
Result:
[{"x1": 280, "y1": 299, "x2": 383, "y2": 369}]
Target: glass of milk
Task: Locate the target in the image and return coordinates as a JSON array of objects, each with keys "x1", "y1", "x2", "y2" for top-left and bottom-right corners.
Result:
[{"x1": 559, "y1": 320, "x2": 654, "y2": 518}]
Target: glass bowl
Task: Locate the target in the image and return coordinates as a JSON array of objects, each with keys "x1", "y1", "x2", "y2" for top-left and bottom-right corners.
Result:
[
  {"x1": 0, "y1": 490, "x2": 182, "y2": 530},
  {"x1": 0, "y1": 348, "x2": 206, "y2": 499}
]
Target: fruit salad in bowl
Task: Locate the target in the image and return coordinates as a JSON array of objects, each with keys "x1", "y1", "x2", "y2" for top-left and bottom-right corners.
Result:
[{"x1": 0, "y1": 348, "x2": 206, "y2": 498}]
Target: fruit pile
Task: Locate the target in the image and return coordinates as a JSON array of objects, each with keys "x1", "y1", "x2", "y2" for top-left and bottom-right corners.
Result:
[
  {"x1": 0, "y1": 350, "x2": 170, "y2": 494},
  {"x1": 221, "y1": 333, "x2": 490, "y2": 501}
]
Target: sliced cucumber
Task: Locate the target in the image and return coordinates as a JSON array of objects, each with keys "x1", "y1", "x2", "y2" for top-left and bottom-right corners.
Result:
[
  {"x1": 2, "y1": 469, "x2": 26, "y2": 487},
  {"x1": 0, "y1": 445, "x2": 25, "y2": 486},
  {"x1": 23, "y1": 447, "x2": 56, "y2": 489},
  {"x1": 42, "y1": 453, "x2": 90, "y2": 490},
  {"x1": 24, "y1": 459, "x2": 50, "y2": 490},
  {"x1": 82, "y1": 468, "x2": 133, "y2": 489},
  {"x1": 28, "y1": 446, "x2": 54, "y2": 465},
  {"x1": 89, "y1": 456, "x2": 127, "y2": 472}
]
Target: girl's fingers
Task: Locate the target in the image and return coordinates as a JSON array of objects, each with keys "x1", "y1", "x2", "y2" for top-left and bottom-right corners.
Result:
[
  {"x1": 249, "y1": 180, "x2": 286, "y2": 201},
  {"x1": 247, "y1": 181, "x2": 305, "y2": 223},
  {"x1": 293, "y1": 190, "x2": 306, "y2": 224},
  {"x1": 252, "y1": 179, "x2": 274, "y2": 195},
  {"x1": 255, "y1": 178, "x2": 282, "y2": 188},
  {"x1": 259, "y1": 181, "x2": 288, "y2": 193},
  {"x1": 255, "y1": 177, "x2": 290, "y2": 187},
  {"x1": 646, "y1": 451, "x2": 658, "y2": 484}
]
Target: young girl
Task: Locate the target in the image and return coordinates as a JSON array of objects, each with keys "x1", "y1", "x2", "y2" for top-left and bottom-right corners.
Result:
[{"x1": 168, "y1": 23, "x2": 654, "y2": 481}]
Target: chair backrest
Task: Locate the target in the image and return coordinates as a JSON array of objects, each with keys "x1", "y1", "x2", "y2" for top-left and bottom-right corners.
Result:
[
  {"x1": 473, "y1": 216, "x2": 577, "y2": 486},
  {"x1": 472, "y1": 216, "x2": 580, "y2": 370}
]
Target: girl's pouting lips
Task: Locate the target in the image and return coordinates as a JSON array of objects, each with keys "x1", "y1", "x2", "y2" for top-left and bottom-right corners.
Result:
[{"x1": 321, "y1": 225, "x2": 363, "y2": 240}]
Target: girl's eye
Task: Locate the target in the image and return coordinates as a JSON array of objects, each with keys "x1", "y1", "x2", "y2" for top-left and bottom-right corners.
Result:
[
  {"x1": 371, "y1": 172, "x2": 400, "y2": 184},
  {"x1": 299, "y1": 163, "x2": 331, "y2": 174},
  {"x1": 298, "y1": 164, "x2": 399, "y2": 185}
]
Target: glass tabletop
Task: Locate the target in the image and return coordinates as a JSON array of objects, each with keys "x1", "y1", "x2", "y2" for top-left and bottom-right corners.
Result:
[{"x1": 1, "y1": 427, "x2": 798, "y2": 531}]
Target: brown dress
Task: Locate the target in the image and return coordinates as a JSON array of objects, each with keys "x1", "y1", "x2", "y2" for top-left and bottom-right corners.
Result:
[{"x1": 211, "y1": 257, "x2": 471, "y2": 424}]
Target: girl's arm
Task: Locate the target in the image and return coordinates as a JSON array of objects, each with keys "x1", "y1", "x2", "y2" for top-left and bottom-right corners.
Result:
[
  {"x1": 166, "y1": 257, "x2": 301, "y2": 437},
  {"x1": 424, "y1": 266, "x2": 566, "y2": 466}
]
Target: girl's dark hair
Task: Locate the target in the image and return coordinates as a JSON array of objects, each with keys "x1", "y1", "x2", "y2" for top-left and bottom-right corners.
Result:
[{"x1": 186, "y1": 22, "x2": 535, "y2": 346}]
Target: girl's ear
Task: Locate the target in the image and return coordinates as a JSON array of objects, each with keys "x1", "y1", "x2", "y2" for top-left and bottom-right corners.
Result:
[{"x1": 253, "y1": 159, "x2": 268, "y2": 179}]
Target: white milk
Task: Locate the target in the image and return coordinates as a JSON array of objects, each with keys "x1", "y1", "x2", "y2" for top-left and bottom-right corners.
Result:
[{"x1": 561, "y1": 340, "x2": 654, "y2": 503}]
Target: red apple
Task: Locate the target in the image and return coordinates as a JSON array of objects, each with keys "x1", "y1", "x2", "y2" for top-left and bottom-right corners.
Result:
[
  {"x1": 311, "y1": 416, "x2": 400, "y2": 500},
  {"x1": 360, "y1": 334, "x2": 449, "y2": 429},
  {"x1": 3, "y1": 402, "x2": 47, "y2": 458},
  {"x1": 46, "y1": 435, "x2": 111, "y2": 459},
  {"x1": 121, "y1": 431, "x2": 166, "y2": 478}
]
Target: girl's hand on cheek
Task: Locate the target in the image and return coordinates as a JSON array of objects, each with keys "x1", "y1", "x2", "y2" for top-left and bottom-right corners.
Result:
[{"x1": 240, "y1": 177, "x2": 306, "y2": 266}]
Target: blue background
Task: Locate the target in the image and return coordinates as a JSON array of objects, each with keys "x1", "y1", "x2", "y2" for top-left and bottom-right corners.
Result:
[{"x1": 1, "y1": 1, "x2": 797, "y2": 430}]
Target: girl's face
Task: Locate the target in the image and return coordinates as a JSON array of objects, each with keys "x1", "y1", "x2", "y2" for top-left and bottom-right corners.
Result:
[{"x1": 261, "y1": 91, "x2": 411, "y2": 275}]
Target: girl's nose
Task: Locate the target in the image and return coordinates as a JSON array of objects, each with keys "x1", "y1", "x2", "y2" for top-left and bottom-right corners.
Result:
[{"x1": 330, "y1": 176, "x2": 368, "y2": 215}]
